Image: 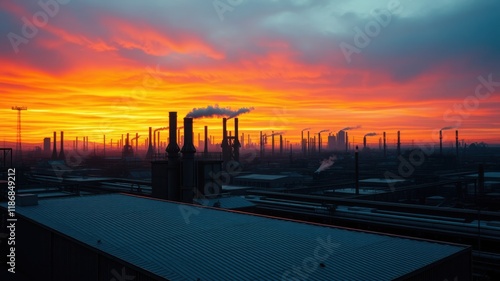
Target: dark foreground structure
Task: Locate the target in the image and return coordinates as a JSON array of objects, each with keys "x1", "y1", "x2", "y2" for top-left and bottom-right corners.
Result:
[{"x1": 1, "y1": 193, "x2": 471, "y2": 280}]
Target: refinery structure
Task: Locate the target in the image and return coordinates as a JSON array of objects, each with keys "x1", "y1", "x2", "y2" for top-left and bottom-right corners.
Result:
[{"x1": 1, "y1": 107, "x2": 500, "y2": 280}]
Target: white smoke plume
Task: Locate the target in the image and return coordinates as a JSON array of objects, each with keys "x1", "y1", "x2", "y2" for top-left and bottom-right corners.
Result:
[
  {"x1": 441, "y1": 126, "x2": 456, "y2": 130},
  {"x1": 314, "y1": 155, "x2": 337, "y2": 173},
  {"x1": 186, "y1": 104, "x2": 254, "y2": 119},
  {"x1": 341, "y1": 125, "x2": 361, "y2": 131}
]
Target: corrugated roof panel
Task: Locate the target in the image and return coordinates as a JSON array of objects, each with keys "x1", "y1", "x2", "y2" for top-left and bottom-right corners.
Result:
[{"x1": 1, "y1": 194, "x2": 468, "y2": 280}]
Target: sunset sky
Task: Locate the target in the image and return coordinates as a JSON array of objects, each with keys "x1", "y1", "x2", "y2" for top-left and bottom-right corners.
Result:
[{"x1": 1, "y1": 0, "x2": 500, "y2": 150}]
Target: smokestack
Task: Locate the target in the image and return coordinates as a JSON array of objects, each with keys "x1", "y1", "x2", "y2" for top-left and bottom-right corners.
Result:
[
  {"x1": 167, "y1": 112, "x2": 180, "y2": 201},
  {"x1": 456, "y1": 130, "x2": 459, "y2": 161},
  {"x1": 301, "y1": 131, "x2": 304, "y2": 155},
  {"x1": 439, "y1": 130, "x2": 443, "y2": 155},
  {"x1": 146, "y1": 127, "x2": 153, "y2": 159},
  {"x1": 272, "y1": 131, "x2": 275, "y2": 156},
  {"x1": 204, "y1": 126, "x2": 208, "y2": 155},
  {"x1": 318, "y1": 133, "x2": 321, "y2": 154},
  {"x1": 103, "y1": 135, "x2": 106, "y2": 157},
  {"x1": 181, "y1": 118, "x2": 196, "y2": 203},
  {"x1": 135, "y1": 133, "x2": 139, "y2": 155},
  {"x1": 280, "y1": 135, "x2": 283, "y2": 155},
  {"x1": 234, "y1": 118, "x2": 240, "y2": 162},
  {"x1": 383, "y1": 132, "x2": 386, "y2": 157},
  {"x1": 222, "y1": 118, "x2": 229, "y2": 161},
  {"x1": 363, "y1": 136, "x2": 366, "y2": 148},
  {"x1": 51, "y1": 131, "x2": 57, "y2": 160},
  {"x1": 157, "y1": 132, "x2": 161, "y2": 154},
  {"x1": 397, "y1": 131, "x2": 401, "y2": 156},
  {"x1": 76, "y1": 137, "x2": 78, "y2": 151},
  {"x1": 345, "y1": 132, "x2": 349, "y2": 152},
  {"x1": 58, "y1": 131, "x2": 65, "y2": 160}
]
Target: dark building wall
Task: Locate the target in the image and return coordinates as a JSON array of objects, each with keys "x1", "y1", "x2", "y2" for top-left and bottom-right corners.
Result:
[
  {"x1": 1, "y1": 209, "x2": 165, "y2": 281},
  {"x1": 398, "y1": 248, "x2": 471, "y2": 281},
  {"x1": 16, "y1": 215, "x2": 52, "y2": 278}
]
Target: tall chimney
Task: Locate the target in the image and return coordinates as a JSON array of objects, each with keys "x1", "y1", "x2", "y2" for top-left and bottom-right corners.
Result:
[
  {"x1": 271, "y1": 131, "x2": 275, "y2": 156},
  {"x1": 456, "y1": 130, "x2": 459, "y2": 161},
  {"x1": 280, "y1": 135, "x2": 283, "y2": 155},
  {"x1": 181, "y1": 118, "x2": 196, "y2": 203},
  {"x1": 146, "y1": 127, "x2": 153, "y2": 159},
  {"x1": 439, "y1": 130, "x2": 443, "y2": 155},
  {"x1": 318, "y1": 132, "x2": 321, "y2": 153},
  {"x1": 51, "y1": 131, "x2": 58, "y2": 160},
  {"x1": 363, "y1": 136, "x2": 367, "y2": 148},
  {"x1": 167, "y1": 112, "x2": 180, "y2": 201},
  {"x1": 383, "y1": 132, "x2": 386, "y2": 157},
  {"x1": 157, "y1": 131, "x2": 161, "y2": 154},
  {"x1": 103, "y1": 135, "x2": 106, "y2": 157},
  {"x1": 397, "y1": 131, "x2": 401, "y2": 156},
  {"x1": 234, "y1": 118, "x2": 240, "y2": 162},
  {"x1": 222, "y1": 118, "x2": 229, "y2": 161},
  {"x1": 204, "y1": 126, "x2": 208, "y2": 155},
  {"x1": 76, "y1": 136, "x2": 78, "y2": 151},
  {"x1": 58, "y1": 131, "x2": 65, "y2": 160},
  {"x1": 345, "y1": 132, "x2": 349, "y2": 152}
]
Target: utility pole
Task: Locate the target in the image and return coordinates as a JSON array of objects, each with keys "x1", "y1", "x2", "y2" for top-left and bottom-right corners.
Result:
[{"x1": 12, "y1": 106, "x2": 27, "y2": 162}]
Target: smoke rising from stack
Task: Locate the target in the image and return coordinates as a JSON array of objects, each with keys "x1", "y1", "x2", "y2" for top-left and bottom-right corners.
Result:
[
  {"x1": 441, "y1": 126, "x2": 456, "y2": 131},
  {"x1": 269, "y1": 131, "x2": 285, "y2": 136},
  {"x1": 364, "y1": 132, "x2": 377, "y2": 137},
  {"x1": 314, "y1": 155, "x2": 337, "y2": 173},
  {"x1": 342, "y1": 125, "x2": 361, "y2": 131},
  {"x1": 185, "y1": 104, "x2": 254, "y2": 119},
  {"x1": 318, "y1": 129, "x2": 330, "y2": 133},
  {"x1": 301, "y1": 128, "x2": 311, "y2": 132}
]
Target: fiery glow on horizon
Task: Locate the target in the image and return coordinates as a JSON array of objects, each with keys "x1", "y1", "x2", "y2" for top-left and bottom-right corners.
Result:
[{"x1": 1, "y1": 0, "x2": 499, "y2": 150}]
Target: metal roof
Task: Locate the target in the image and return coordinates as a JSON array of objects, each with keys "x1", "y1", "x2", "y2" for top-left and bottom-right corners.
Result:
[{"x1": 1, "y1": 194, "x2": 468, "y2": 280}]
